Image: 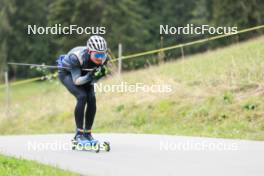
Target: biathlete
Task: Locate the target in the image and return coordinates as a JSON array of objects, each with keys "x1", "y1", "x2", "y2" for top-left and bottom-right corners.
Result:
[{"x1": 57, "y1": 35, "x2": 108, "y2": 146}]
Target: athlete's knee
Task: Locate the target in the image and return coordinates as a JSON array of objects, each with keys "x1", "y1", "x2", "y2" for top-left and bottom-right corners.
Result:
[
  {"x1": 77, "y1": 93, "x2": 87, "y2": 102},
  {"x1": 87, "y1": 92, "x2": 96, "y2": 103}
]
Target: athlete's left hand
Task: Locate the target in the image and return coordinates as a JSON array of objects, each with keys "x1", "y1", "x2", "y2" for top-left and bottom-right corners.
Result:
[{"x1": 94, "y1": 65, "x2": 108, "y2": 79}]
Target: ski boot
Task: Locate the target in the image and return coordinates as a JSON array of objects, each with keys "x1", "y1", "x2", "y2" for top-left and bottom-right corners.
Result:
[
  {"x1": 84, "y1": 130, "x2": 111, "y2": 152},
  {"x1": 71, "y1": 129, "x2": 100, "y2": 152}
]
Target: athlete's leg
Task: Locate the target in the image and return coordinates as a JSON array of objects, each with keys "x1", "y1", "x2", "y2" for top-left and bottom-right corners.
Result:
[
  {"x1": 59, "y1": 72, "x2": 87, "y2": 130},
  {"x1": 84, "y1": 84, "x2": 96, "y2": 131}
]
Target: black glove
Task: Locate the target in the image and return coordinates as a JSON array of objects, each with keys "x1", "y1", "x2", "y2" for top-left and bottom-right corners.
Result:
[{"x1": 93, "y1": 65, "x2": 108, "y2": 79}]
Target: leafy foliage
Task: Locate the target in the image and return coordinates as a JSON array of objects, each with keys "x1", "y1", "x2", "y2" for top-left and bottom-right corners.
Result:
[{"x1": 0, "y1": 0, "x2": 264, "y2": 78}]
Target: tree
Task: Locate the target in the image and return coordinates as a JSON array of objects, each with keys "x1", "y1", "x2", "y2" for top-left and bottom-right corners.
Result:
[
  {"x1": 1, "y1": 0, "x2": 56, "y2": 78},
  {"x1": 0, "y1": 0, "x2": 15, "y2": 80}
]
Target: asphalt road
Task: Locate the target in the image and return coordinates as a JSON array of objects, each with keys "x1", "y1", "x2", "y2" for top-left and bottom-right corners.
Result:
[{"x1": 0, "y1": 133, "x2": 263, "y2": 176}]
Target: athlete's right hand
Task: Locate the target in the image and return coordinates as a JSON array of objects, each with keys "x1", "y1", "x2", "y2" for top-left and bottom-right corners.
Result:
[{"x1": 93, "y1": 65, "x2": 108, "y2": 79}]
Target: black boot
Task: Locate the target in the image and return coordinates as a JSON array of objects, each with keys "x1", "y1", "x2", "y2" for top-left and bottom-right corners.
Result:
[{"x1": 83, "y1": 129, "x2": 97, "y2": 142}]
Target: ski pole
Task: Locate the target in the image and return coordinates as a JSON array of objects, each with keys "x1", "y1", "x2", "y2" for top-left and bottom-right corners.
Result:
[{"x1": 8, "y1": 62, "x2": 95, "y2": 72}]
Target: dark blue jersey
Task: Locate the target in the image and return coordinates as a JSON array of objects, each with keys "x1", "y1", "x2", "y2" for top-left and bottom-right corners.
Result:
[{"x1": 57, "y1": 46, "x2": 105, "y2": 85}]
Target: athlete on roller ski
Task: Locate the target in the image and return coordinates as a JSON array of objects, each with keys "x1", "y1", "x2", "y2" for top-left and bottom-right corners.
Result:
[{"x1": 57, "y1": 35, "x2": 110, "y2": 152}]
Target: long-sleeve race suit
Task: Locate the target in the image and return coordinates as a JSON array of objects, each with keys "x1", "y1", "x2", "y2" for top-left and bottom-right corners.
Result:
[
  {"x1": 57, "y1": 46, "x2": 102, "y2": 85},
  {"x1": 57, "y1": 46, "x2": 107, "y2": 131}
]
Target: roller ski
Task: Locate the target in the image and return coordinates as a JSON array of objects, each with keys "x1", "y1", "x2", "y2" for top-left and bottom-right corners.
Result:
[{"x1": 71, "y1": 130, "x2": 110, "y2": 153}]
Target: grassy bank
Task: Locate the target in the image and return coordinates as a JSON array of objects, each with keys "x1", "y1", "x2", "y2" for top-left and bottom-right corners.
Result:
[
  {"x1": 0, "y1": 154, "x2": 77, "y2": 176},
  {"x1": 0, "y1": 37, "x2": 264, "y2": 140}
]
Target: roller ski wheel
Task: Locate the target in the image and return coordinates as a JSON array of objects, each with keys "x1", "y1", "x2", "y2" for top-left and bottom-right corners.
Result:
[
  {"x1": 71, "y1": 139, "x2": 77, "y2": 150},
  {"x1": 100, "y1": 141, "x2": 111, "y2": 152},
  {"x1": 93, "y1": 142, "x2": 100, "y2": 153}
]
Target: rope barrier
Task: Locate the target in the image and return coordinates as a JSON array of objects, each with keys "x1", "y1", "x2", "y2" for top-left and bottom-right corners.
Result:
[
  {"x1": 110, "y1": 25, "x2": 264, "y2": 62},
  {"x1": 1, "y1": 24, "x2": 263, "y2": 88}
]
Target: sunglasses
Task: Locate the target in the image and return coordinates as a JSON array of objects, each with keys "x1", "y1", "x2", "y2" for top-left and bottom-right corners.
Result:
[
  {"x1": 94, "y1": 52, "x2": 107, "y2": 59},
  {"x1": 90, "y1": 51, "x2": 107, "y2": 64}
]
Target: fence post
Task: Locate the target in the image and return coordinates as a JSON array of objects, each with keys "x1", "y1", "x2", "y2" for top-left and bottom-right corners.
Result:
[
  {"x1": 181, "y1": 45, "x2": 185, "y2": 59},
  {"x1": 4, "y1": 71, "x2": 10, "y2": 117},
  {"x1": 158, "y1": 36, "x2": 165, "y2": 63},
  {"x1": 118, "y1": 43, "x2": 122, "y2": 75}
]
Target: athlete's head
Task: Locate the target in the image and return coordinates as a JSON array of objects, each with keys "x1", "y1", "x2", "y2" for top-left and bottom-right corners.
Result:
[{"x1": 87, "y1": 35, "x2": 107, "y2": 65}]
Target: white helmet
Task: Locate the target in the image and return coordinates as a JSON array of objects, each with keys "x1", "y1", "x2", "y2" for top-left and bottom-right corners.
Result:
[{"x1": 87, "y1": 35, "x2": 107, "y2": 52}]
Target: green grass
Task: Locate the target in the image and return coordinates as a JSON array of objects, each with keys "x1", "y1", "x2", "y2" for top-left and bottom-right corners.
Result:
[
  {"x1": 0, "y1": 37, "x2": 264, "y2": 140},
  {"x1": 0, "y1": 154, "x2": 77, "y2": 176}
]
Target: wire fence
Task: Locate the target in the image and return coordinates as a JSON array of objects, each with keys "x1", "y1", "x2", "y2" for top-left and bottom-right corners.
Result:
[
  {"x1": 110, "y1": 24, "x2": 264, "y2": 62},
  {"x1": 1, "y1": 24, "x2": 264, "y2": 89}
]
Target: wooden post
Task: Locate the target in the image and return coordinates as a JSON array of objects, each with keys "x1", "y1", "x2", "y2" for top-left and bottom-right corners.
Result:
[
  {"x1": 118, "y1": 43, "x2": 122, "y2": 75},
  {"x1": 4, "y1": 71, "x2": 10, "y2": 117},
  {"x1": 181, "y1": 45, "x2": 185, "y2": 59},
  {"x1": 159, "y1": 36, "x2": 165, "y2": 63}
]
